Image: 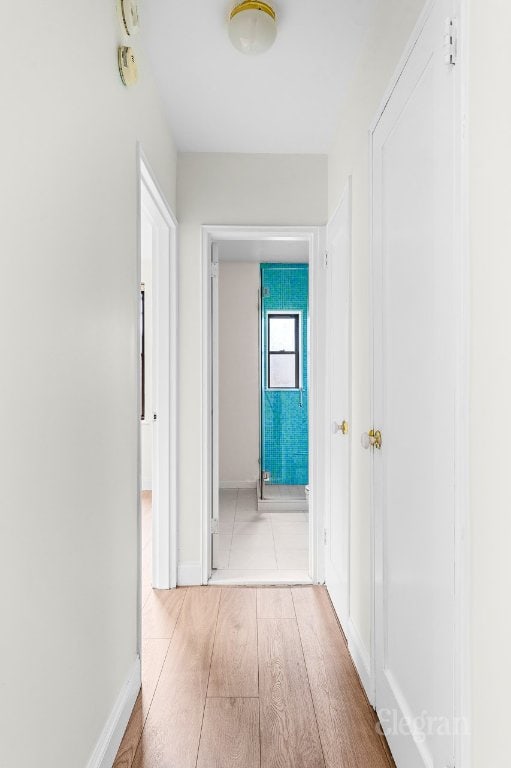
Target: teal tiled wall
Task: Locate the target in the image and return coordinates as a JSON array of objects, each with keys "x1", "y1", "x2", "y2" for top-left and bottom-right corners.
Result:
[{"x1": 261, "y1": 264, "x2": 309, "y2": 486}]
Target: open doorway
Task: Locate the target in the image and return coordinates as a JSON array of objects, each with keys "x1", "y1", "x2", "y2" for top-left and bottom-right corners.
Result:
[
  {"x1": 138, "y1": 152, "x2": 178, "y2": 599},
  {"x1": 201, "y1": 227, "x2": 326, "y2": 585}
]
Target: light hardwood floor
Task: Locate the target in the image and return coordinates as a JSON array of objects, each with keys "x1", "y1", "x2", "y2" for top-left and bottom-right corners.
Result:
[{"x1": 114, "y1": 494, "x2": 394, "y2": 768}]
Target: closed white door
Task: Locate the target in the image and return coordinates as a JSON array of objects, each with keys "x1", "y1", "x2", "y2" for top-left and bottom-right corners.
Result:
[
  {"x1": 372, "y1": 2, "x2": 457, "y2": 766},
  {"x1": 147, "y1": 210, "x2": 172, "y2": 589},
  {"x1": 140, "y1": 174, "x2": 177, "y2": 591},
  {"x1": 325, "y1": 183, "x2": 351, "y2": 625}
]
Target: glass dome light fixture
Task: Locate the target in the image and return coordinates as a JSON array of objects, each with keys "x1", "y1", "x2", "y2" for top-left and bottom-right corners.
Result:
[{"x1": 228, "y1": 1, "x2": 277, "y2": 56}]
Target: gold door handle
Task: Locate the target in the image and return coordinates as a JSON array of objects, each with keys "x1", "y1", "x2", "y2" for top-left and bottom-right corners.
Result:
[
  {"x1": 334, "y1": 420, "x2": 349, "y2": 435},
  {"x1": 361, "y1": 429, "x2": 382, "y2": 450}
]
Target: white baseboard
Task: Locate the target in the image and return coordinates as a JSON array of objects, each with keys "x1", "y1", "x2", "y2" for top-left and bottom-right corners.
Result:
[
  {"x1": 86, "y1": 656, "x2": 141, "y2": 768},
  {"x1": 141, "y1": 479, "x2": 152, "y2": 491},
  {"x1": 177, "y1": 561, "x2": 202, "y2": 586},
  {"x1": 257, "y1": 499, "x2": 308, "y2": 512},
  {"x1": 219, "y1": 480, "x2": 257, "y2": 489},
  {"x1": 346, "y1": 618, "x2": 374, "y2": 705}
]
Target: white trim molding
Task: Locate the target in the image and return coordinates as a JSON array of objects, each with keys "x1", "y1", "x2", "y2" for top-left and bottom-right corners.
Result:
[
  {"x1": 346, "y1": 619, "x2": 372, "y2": 702},
  {"x1": 219, "y1": 480, "x2": 258, "y2": 489},
  {"x1": 138, "y1": 147, "x2": 179, "y2": 594},
  {"x1": 323, "y1": 178, "x2": 355, "y2": 682},
  {"x1": 453, "y1": 3, "x2": 471, "y2": 767},
  {"x1": 85, "y1": 657, "x2": 141, "y2": 768},
  {"x1": 177, "y1": 561, "x2": 202, "y2": 586}
]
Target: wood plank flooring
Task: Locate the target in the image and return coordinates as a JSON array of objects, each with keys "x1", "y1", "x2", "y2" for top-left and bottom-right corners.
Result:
[
  {"x1": 208, "y1": 587, "x2": 258, "y2": 697},
  {"x1": 257, "y1": 585, "x2": 296, "y2": 619},
  {"x1": 197, "y1": 698, "x2": 260, "y2": 768},
  {"x1": 132, "y1": 587, "x2": 221, "y2": 768},
  {"x1": 292, "y1": 587, "x2": 393, "y2": 768},
  {"x1": 113, "y1": 639, "x2": 170, "y2": 768},
  {"x1": 115, "y1": 492, "x2": 393, "y2": 767},
  {"x1": 115, "y1": 585, "x2": 395, "y2": 768},
  {"x1": 258, "y1": 616, "x2": 324, "y2": 767}
]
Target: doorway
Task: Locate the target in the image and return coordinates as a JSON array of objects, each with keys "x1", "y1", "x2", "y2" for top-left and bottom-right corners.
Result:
[
  {"x1": 138, "y1": 151, "x2": 178, "y2": 597},
  {"x1": 201, "y1": 227, "x2": 326, "y2": 585}
]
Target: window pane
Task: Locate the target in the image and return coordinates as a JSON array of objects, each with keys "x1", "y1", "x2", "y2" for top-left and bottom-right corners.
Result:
[
  {"x1": 269, "y1": 316, "x2": 296, "y2": 352},
  {"x1": 269, "y1": 354, "x2": 296, "y2": 388}
]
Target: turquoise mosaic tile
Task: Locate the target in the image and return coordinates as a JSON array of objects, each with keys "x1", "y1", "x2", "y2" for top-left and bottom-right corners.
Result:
[{"x1": 261, "y1": 263, "x2": 309, "y2": 486}]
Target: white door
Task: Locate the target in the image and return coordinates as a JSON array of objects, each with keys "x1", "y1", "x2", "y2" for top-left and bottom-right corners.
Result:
[
  {"x1": 148, "y1": 211, "x2": 171, "y2": 588},
  {"x1": 325, "y1": 182, "x2": 352, "y2": 626},
  {"x1": 372, "y1": 2, "x2": 457, "y2": 767},
  {"x1": 140, "y1": 165, "x2": 178, "y2": 591}
]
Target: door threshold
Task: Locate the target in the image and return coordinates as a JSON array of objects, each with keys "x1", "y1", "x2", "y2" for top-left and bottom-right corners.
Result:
[
  {"x1": 257, "y1": 498, "x2": 309, "y2": 512},
  {"x1": 208, "y1": 569, "x2": 312, "y2": 586},
  {"x1": 256, "y1": 480, "x2": 309, "y2": 512}
]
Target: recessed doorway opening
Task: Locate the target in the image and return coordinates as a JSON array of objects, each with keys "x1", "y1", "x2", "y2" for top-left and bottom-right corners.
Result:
[
  {"x1": 201, "y1": 226, "x2": 326, "y2": 586},
  {"x1": 137, "y1": 150, "x2": 178, "y2": 601}
]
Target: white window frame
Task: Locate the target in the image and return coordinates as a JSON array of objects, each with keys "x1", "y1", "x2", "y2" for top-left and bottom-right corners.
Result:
[{"x1": 265, "y1": 309, "x2": 304, "y2": 391}]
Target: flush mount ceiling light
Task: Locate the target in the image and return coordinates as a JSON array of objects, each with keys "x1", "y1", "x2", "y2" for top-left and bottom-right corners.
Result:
[{"x1": 228, "y1": 1, "x2": 277, "y2": 55}]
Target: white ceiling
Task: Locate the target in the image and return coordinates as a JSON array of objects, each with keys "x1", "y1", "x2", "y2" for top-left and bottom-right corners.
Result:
[
  {"x1": 217, "y1": 239, "x2": 308, "y2": 262},
  {"x1": 142, "y1": 0, "x2": 379, "y2": 154}
]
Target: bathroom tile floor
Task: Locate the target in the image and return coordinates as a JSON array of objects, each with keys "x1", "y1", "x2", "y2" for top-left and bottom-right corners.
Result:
[{"x1": 210, "y1": 488, "x2": 311, "y2": 584}]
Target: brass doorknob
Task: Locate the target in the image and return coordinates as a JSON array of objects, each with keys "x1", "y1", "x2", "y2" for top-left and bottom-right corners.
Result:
[
  {"x1": 361, "y1": 429, "x2": 382, "y2": 450},
  {"x1": 334, "y1": 420, "x2": 349, "y2": 435}
]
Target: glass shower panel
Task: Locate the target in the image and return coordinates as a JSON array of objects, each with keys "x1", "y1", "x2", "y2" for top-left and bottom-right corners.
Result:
[{"x1": 260, "y1": 264, "x2": 309, "y2": 499}]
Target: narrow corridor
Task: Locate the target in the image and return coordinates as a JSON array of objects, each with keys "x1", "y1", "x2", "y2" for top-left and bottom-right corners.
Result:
[{"x1": 114, "y1": 494, "x2": 394, "y2": 768}]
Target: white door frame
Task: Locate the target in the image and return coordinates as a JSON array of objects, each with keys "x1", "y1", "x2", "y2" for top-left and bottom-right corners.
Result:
[
  {"x1": 324, "y1": 179, "x2": 357, "y2": 653},
  {"x1": 368, "y1": 0, "x2": 470, "y2": 764},
  {"x1": 200, "y1": 225, "x2": 327, "y2": 584},
  {"x1": 138, "y1": 147, "x2": 178, "y2": 596}
]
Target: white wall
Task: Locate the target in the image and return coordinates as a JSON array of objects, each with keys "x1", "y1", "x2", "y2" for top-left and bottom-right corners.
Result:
[
  {"x1": 469, "y1": 1, "x2": 511, "y2": 763},
  {"x1": 0, "y1": 3, "x2": 176, "y2": 766},
  {"x1": 177, "y1": 153, "x2": 327, "y2": 571},
  {"x1": 328, "y1": 0, "x2": 424, "y2": 664},
  {"x1": 219, "y1": 262, "x2": 260, "y2": 486}
]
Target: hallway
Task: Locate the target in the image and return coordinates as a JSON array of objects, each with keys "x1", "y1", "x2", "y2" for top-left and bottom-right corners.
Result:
[
  {"x1": 116, "y1": 584, "x2": 393, "y2": 768},
  {"x1": 114, "y1": 494, "x2": 393, "y2": 768},
  {"x1": 6, "y1": 1, "x2": 498, "y2": 765}
]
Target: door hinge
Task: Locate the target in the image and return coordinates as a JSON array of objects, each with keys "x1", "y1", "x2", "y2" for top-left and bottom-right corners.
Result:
[
  {"x1": 211, "y1": 518, "x2": 219, "y2": 534},
  {"x1": 444, "y1": 18, "x2": 457, "y2": 65},
  {"x1": 209, "y1": 262, "x2": 218, "y2": 278},
  {"x1": 324, "y1": 251, "x2": 329, "y2": 269},
  {"x1": 324, "y1": 528, "x2": 328, "y2": 545}
]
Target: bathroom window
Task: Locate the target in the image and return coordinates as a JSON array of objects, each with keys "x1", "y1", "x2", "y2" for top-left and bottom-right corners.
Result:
[{"x1": 267, "y1": 313, "x2": 300, "y2": 389}]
